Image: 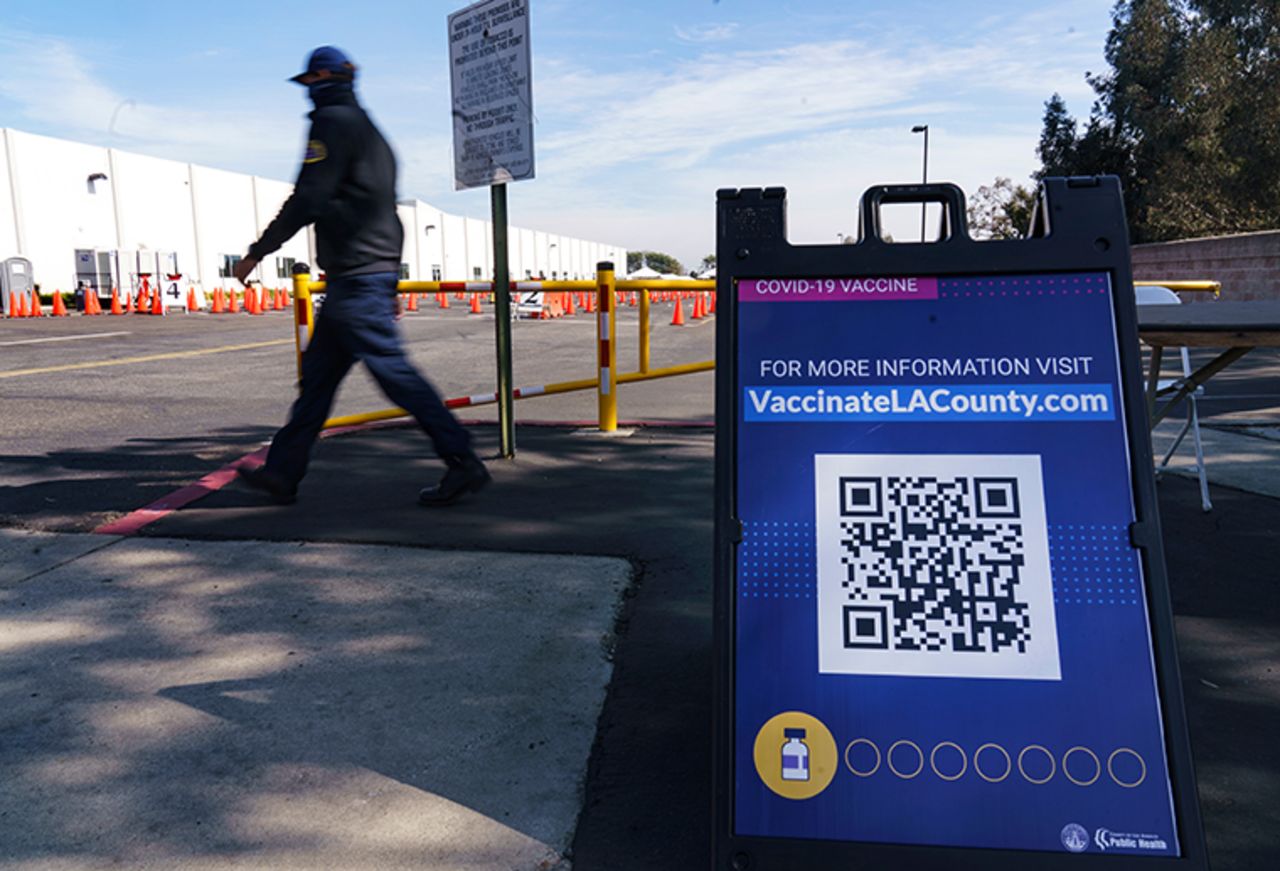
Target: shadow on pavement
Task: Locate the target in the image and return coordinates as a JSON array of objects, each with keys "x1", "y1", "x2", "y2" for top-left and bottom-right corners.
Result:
[
  {"x1": 0, "y1": 534, "x2": 623, "y2": 868},
  {"x1": 0, "y1": 426, "x2": 275, "y2": 532}
]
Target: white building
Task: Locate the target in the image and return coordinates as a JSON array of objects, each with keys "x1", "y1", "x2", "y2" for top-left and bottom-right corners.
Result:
[{"x1": 0, "y1": 127, "x2": 626, "y2": 295}]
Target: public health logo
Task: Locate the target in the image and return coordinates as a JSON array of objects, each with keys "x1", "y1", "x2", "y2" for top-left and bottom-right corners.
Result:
[{"x1": 1061, "y1": 823, "x2": 1090, "y2": 853}]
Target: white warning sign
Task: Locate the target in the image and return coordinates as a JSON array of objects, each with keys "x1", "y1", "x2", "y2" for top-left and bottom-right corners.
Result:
[{"x1": 448, "y1": 0, "x2": 535, "y2": 190}]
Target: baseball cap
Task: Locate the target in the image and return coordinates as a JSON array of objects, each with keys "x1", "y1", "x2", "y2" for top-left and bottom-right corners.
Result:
[{"x1": 290, "y1": 46, "x2": 356, "y2": 84}]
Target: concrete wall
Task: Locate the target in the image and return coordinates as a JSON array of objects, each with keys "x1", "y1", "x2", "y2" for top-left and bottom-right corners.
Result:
[
  {"x1": 112, "y1": 150, "x2": 197, "y2": 283},
  {"x1": 0, "y1": 127, "x2": 627, "y2": 292},
  {"x1": 465, "y1": 217, "x2": 489, "y2": 281},
  {"x1": 190, "y1": 165, "x2": 256, "y2": 291},
  {"x1": 253, "y1": 177, "x2": 311, "y2": 287},
  {"x1": 441, "y1": 212, "x2": 468, "y2": 280},
  {"x1": 0, "y1": 131, "x2": 18, "y2": 256},
  {"x1": 1131, "y1": 231, "x2": 1280, "y2": 302},
  {"x1": 6, "y1": 130, "x2": 118, "y2": 292}
]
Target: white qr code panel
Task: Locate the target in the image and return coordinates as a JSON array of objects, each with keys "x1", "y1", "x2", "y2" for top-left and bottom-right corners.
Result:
[{"x1": 814, "y1": 454, "x2": 1061, "y2": 680}]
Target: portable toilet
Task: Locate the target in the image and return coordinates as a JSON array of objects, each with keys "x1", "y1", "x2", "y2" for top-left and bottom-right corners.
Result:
[{"x1": 0, "y1": 257, "x2": 34, "y2": 316}]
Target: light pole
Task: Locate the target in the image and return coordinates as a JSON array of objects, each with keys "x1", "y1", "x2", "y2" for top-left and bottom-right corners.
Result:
[{"x1": 911, "y1": 124, "x2": 929, "y2": 241}]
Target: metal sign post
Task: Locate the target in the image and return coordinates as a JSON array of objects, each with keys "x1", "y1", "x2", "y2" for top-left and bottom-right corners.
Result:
[
  {"x1": 713, "y1": 179, "x2": 1207, "y2": 869},
  {"x1": 448, "y1": 0, "x2": 534, "y2": 458}
]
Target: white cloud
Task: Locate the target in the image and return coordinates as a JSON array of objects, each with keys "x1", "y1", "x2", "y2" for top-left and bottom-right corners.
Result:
[
  {"x1": 673, "y1": 23, "x2": 741, "y2": 43},
  {"x1": 0, "y1": 3, "x2": 1113, "y2": 269},
  {"x1": 0, "y1": 27, "x2": 301, "y2": 179}
]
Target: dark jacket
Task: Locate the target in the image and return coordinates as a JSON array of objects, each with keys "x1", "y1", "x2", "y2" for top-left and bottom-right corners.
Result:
[{"x1": 249, "y1": 84, "x2": 403, "y2": 276}]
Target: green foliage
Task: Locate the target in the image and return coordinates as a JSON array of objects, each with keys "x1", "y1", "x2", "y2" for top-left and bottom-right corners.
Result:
[
  {"x1": 968, "y1": 178, "x2": 1038, "y2": 240},
  {"x1": 626, "y1": 250, "x2": 685, "y2": 275},
  {"x1": 699, "y1": 254, "x2": 716, "y2": 273},
  {"x1": 1035, "y1": 0, "x2": 1280, "y2": 241}
]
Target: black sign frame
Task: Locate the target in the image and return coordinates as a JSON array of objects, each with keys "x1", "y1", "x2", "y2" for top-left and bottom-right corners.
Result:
[{"x1": 712, "y1": 178, "x2": 1208, "y2": 870}]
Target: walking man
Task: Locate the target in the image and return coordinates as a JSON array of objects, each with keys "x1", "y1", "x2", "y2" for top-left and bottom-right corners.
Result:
[{"x1": 235, "y1": 46, "x2": 489, "y2": 507}]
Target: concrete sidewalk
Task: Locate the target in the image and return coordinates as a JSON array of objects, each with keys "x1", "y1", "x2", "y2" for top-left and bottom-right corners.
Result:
[
  {"x1": 0, "y1": 530, "x2": 630, "y2": 870},
  {"x1": 1154, "y1": 418, "x2": 1280, "y2": 500}
]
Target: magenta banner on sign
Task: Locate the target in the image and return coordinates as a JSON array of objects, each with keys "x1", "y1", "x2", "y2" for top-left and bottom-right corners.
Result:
[{"x1": 738, "y1": 277, "x2": 939, "y2": 302}]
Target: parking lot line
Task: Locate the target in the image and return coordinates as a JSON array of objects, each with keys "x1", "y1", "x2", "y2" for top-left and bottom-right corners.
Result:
[
  {"x1": 0, "y1": 331, "x2": 132, "y2": 347},
  {"x1": 0, "y1": 339, "x2": 293, "y2": 379}
]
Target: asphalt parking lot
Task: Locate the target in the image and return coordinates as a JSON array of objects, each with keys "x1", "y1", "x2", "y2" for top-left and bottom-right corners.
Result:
[{"x1": 1, "y1": 302, "x2": 1278, "y2": 869}]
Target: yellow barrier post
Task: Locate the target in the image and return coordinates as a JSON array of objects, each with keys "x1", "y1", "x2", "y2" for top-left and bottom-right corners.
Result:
[
  {"x1": 639, "y1": 287, "x2": 651, "y2": 374},
  {"x1": 596, "y1": 261, "x2": 618, "y2": 431},
  {"x1": 291, "y1": 268, "x2": 313, "y2": 381}
]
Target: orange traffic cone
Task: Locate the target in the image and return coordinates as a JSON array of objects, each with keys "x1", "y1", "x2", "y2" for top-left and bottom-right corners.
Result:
[
  {"x1": 187, "y1": 287, "x2": 199, "y2": 313},
  {"x1": 228, "y1": 290, "x2": 240, "y2": 314},
  {"x1": 108, "y1": 288, "x2": 122, "y2": 315},
  {"x1": 406, "y1": 292, "x2": 418, "y2": 312},
  {"x1": 691, "y1": 292, "x2": 704, "y2": 319},
  {"x1": 275, "y1": 288, "x2": 285, "y2": 310},
  {"x1": 51, "y1": 290, "x2": 68, "y2": 317},
  {"x1": 564, "y1": 292, "x2": 575, "y2": 315},
  {"x1": 670, "y1": 297, "x2": 686, "y2": 326},
  {"x1": 211, "y1": 289, "x2": 225, "y2": 314},
  {"x1": 29, "y1": 291, "x2": 44, "y2": 317},
  {"x1": 15, "y1": 291, "x2": 29, "y2": 317},
  {"x1": 150, "y1": 288, "x2": 164, "y2": 315},
  {"x1": 455, "y1": 291, "x2": 465, "y2": 301},
  {"x1": 708, "y1": 292, "x2": 716, "y2": 314},
  {"x1": 470, "y1": 293, "x2": 482, "y2": 314}
]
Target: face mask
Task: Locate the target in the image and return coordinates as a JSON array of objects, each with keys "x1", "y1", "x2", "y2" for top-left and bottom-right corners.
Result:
[{"x1": 307, "y1": 80, "x2": 338, "y2": 99}]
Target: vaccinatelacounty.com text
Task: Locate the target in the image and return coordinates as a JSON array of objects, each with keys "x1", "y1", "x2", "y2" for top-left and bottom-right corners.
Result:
[{"x1": 743, "y1": 385, "x2": 1115, "y2": 422}]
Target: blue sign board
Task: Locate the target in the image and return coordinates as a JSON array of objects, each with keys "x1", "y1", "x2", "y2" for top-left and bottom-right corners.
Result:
[{"x1": 713, "y1": 181, "x2": 1207, "y2": 870}]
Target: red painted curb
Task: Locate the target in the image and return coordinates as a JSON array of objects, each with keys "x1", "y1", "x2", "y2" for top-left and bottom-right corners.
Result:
[{"x1": 93, "y1": 445, "x2": 269, "y2": 536}]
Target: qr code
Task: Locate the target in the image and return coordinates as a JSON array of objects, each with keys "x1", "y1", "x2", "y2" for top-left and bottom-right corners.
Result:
[{"x1": 814, "y1": 454, "x2": 1060, "y2": 680}]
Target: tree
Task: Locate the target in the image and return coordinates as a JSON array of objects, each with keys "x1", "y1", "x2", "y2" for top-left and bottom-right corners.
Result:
[
  {"x1": 968, "y1": 178, "x2": 1038, "y2": 240},
  {"x1": 699, "y1": 254, "x2": 716, "y2": 273},
  {"x1": 1035, "y1": 94, "x2": 1078, "y2": 180},
  {"x1": 626, "y1": 251, "x2": 684, "y2": 275},
  {"x1": 1034, "y1": 0, "x2": 1280, "y2": 241}
]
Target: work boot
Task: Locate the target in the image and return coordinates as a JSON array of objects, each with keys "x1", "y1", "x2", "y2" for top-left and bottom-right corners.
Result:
[
  {"x1": 236, "y1": 465, "x2": 298, "y2": 505},
  {"x1": 418, "y1": 455, "x2": 491, "y2": 507}
]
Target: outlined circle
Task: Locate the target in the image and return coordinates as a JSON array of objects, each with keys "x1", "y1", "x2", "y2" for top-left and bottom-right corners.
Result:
[
  {"x1": 975, "y1": 743, "x2": 1011, "y2": 783},
  {"x1": 1107, "y1": 748, "x2": 1147, "y2": 788},
  {"x1": 1017, "y1": 744, "x2": 1056, "y2": 785},
  {"x1": 929, "y1": 741, "x2": 968, "y2": 781},
  {"x1": 887, "y1": 740, "x2": 924, "y2": 779},
  {"x1": 751, "y1": 712, "x2": 839, "y2": 800},
  {"x1": 843, "y1": 738, "x2": 881, "y2": 778},
  {"x1": 1063, "y1": 746, "x2": 1102, "y2": 787}
]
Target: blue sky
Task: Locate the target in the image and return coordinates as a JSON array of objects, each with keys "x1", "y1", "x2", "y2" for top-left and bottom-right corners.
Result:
[{"x1": 0, "y1": 0, "x2": 1113, "y2": 268}]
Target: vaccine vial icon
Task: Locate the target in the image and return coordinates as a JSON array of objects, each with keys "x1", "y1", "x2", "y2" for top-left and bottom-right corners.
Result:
[{"x1": 781, "y1": 728, "x2": 810, "y2": 781}]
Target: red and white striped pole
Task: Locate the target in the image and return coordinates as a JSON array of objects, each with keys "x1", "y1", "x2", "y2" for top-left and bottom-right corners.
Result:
[{"x1": 596, "y1": 261, "x2": 618, "y2": 431}]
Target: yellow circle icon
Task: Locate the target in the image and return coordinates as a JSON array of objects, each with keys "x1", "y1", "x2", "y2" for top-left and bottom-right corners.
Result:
[{"x1": 752, "y1": 712, "x2": 838, "y2": 800}]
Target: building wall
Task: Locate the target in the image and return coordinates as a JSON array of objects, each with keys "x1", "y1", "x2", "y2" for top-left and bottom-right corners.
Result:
[
  {"x1": 190, "y1": 165, "x2": 256, "y2": 291},
  {"x1": 253, "y1": 177, "x2": 311, "y2": 286},
  {"x1": 464, "y1": 217, "x2": 489, "y2": 281},
  {"x1": 111, "y1": 149, "x2": 197, "y2": 282},
  {"x1": 6, "y1": 130, "x2": 118, "y2": 292},
  {"x1": 0, "y1": 132, "x2": 24, "y2": 260},
  {"x1": 1131, "y1": 231, "x2": 1280, "y2": 302},
  {"x1": 0, "y1": 127, "x2": 627, "y2": 292},
  {"x1": 396, "y1": 202, "x2": 417, "y2": 278},
  {"x1": 441, "y1": 212, "x2": 468, "y2": 280}
]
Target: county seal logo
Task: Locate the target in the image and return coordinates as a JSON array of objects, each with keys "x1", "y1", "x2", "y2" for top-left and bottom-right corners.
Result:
[{"x1": 1061, "y1": 823, "x2": 1090, "y2": 853}]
